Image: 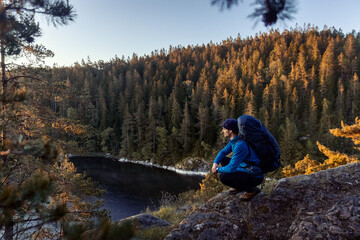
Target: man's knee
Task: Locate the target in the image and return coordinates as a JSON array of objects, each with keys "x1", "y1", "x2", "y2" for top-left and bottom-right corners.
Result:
[
  {"x1": 219, "y1": 171, "x2": 251, "y2": 190},
  {"x1": 219, "y1": 172, "x2": 243, "y2": 185}
]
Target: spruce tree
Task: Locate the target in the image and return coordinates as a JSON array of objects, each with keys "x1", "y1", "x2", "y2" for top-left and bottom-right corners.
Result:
[
  {"x1": 319, "y1": 39, "x2": 336, "y2": 102},
  {"x1": 350, "y1": 73, "x2": 360, "y2": 121},
  {"x1": 180, "y1": 101, "x2": 191, "y2": 153},
  {"x1": 279, "y1": 117, "x2": 302, "y2": 166}
]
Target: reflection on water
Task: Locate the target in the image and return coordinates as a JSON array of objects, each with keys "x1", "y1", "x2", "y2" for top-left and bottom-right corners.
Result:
[{"x1": 70, "y1": 156, "x2": 204, "y2": 221}]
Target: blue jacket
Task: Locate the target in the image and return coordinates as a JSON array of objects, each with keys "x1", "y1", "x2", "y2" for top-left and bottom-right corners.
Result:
[{"x1": 214, "y1": 136, "x2": 264, "y2": 179}]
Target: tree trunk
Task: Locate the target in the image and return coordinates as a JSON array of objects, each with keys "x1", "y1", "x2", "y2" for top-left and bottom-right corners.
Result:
[
  {"x1": 1, "y1": 36, "x2": 7, "y2": 146},
  {"x1": 0, "y1": 1, "x2": 8, "y2": 162},
  {"x1": 4, "y1": 222, "x2": 14, "y2": 240},
  {"x1": 3, "y1": 208, "x2": 14, "y2": 240}
]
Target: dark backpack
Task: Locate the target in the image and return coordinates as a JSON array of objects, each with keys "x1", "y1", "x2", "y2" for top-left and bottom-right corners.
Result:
[{"x1": 237, "y1": 115, "x2": 281, "y2": 173}]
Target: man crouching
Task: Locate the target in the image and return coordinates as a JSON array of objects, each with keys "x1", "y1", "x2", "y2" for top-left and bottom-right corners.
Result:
[{"x1": 211, "y1": 119, "x2": 264, "y2": 200}]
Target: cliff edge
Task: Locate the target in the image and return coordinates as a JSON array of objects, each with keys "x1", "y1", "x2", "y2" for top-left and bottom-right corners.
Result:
[{"x1": 165, "y1": 162, "x2": 360, "y2": 240}]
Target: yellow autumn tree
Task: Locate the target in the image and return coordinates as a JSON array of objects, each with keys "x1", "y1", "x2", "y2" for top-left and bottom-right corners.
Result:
[
  {"x1": 316, "y1": 141, "x2": 358, "y2": 169},
  {"x1": 283, "y1": 118, "x2": 360, "y2": 177},
  {"x1": 330, "y1": 117, "x2": 360, "y2": 150},
  {"x1": 186, "y1": 173, "x2": 227, "y2": 203},
  {"x1": 282, "y1": 154, "x2": 319, "y2": 177}
]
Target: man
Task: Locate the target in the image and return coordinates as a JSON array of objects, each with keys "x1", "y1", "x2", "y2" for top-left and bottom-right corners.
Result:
[{"x1": 212, "y1": 118, "x2": 264, "y2": 200}]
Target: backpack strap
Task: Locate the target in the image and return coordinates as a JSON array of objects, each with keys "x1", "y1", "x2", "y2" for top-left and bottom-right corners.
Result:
[
  {"x1": 236, "y1": 136, "x2": 251, "y2": 158},
  {"x1": 245, "y1": 140, "x2": 251, "y2": 158},
  {"x1": 241, "y1": 137, "x2": 262, "y2": 167}
]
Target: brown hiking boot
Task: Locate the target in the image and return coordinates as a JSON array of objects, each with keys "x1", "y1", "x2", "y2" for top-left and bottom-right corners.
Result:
[
  {"x1": 228, "y1": 188, "x2": 240, "y2": 195},
  {"x1": 239, "y1": 187, "x2": 260, "y2": 201}
]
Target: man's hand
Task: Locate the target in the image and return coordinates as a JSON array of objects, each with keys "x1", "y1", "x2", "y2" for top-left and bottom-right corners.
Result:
[{"x1": 212, "y1": 163, "x2": 219, "y2": 174}]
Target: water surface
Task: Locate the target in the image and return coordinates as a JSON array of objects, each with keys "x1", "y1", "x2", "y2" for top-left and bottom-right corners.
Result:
[{"x1": 70, "y1": 156, "x2": 203, "y2": 221}]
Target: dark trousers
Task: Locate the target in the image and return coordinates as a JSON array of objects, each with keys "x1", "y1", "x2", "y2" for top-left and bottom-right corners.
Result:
[{"x1": 219, "y1": 157, "x2": 263, "y2": 192}]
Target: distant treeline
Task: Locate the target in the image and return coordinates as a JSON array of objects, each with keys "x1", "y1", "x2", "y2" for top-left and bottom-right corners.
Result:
[{"x1": 47, "y1": 25, "x2": 360, "y2": 167}]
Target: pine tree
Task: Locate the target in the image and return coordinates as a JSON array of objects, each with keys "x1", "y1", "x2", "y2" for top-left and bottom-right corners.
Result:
[
  {"x1": 320, "y1": 98, "x2": 332, "y2": 144},
  {"x1": 349, "y1": 73, "x2": 360, "y2": 121},
  {"x1": 307, "y1": 91, "x2": 318, "y2": 137},
  {"x1": 134, "y1": 100, "x2": 146, "y2": 153},
  {"x1": 296, "y1": 48, "x2": 309, "y2": 97},
  {"x1": 169, "y1": 127, "x2": 181, "y2": 162},
  {"x1": 156, "y1": 126, "x2": 169, "y2": 163},
  {"x1": 120, "y1": 104, "x2": 134, "y2": 157},
  {"x1": 170, "y1": 91, "x2": 181, "y2": 128},
  {"x1": 337, "y1": 52, "x2": 349, "y2": 79},
  {"x1": 344, "y1": 34, "x2": 356, "y2": 59},
  {"x1": 0, "y1": 1, "x2": 79, "y2": 239},
  {"x1": 306, "y1": 32, "x2": 320, "y2": 66},
  {"x1": 98, "y1": 86, "x2": 107, "y2": 130},
  {"x1": 319, "y1": 39, "x2": 336, "y2": 102},
  {"x1": 211, "y1": 92, "x2": 222, "y2": 125},
  {"x1": 180, "y1": 101, "x2": 191, "y2": 153},
  {"x1": 142, "y1": 97, "x2": 158, "y2": 159},
  {"x1": 0, "y1": 0, "x2": 74, "y2": 144},
  {"x1": 101, "y1": 127, "x2": 115, "y2": 153},
  {"x1": 244, "y1": 91, "x2": 256, "y2": 116},
  {"x1": 279, "y1": 117, "x2": 302, "y2": 166},
  {"x1": 197, "y1": 107, "x2": 210, "y2": 142},
  {"x1": 336, "y1": 78, "x2": 346, "y2": 123}
]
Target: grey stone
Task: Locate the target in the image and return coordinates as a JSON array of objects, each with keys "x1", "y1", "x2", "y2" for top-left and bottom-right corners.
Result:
[
  {"x1": 118, "y1": 213, "x2": 170, "y2": 229},
  {"x1": 165, "y1": 162, "x2": 360, "y2": 239}
]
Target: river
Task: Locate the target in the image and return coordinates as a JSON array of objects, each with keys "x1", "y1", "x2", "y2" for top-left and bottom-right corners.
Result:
[{"x1": 69, "y1": 156, "x2": 204, "y2": 221}]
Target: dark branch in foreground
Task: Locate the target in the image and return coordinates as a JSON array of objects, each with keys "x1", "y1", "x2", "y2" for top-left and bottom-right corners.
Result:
[{"x1": 212, "y1": 0, "x2": 297, "y2": 26}]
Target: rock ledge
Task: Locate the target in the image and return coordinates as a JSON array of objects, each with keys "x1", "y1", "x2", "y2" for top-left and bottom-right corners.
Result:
[{"x1": 166, "y1": 162, "x2": 360, "y2": 240}]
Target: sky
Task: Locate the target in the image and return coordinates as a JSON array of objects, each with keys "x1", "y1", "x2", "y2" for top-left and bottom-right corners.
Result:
[{"x1": 31, "y1": 0, "x2": 360, "y2": 67}]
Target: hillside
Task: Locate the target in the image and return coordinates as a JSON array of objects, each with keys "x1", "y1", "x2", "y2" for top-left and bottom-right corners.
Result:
[{"x1": 47, "y1": 26, "x2": 360, "y2": 168}]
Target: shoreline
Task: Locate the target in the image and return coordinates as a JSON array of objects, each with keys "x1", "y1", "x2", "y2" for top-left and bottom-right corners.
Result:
[
  {"x1": 118, "y1": 158, "x2": 208, "y2": 176},
  {"x1": 68, "y1": 154, "x2": 208, "y2": 177}
]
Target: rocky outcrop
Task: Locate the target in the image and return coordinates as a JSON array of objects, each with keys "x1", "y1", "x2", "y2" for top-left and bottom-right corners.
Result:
[
  {"x1": 165, "y1": 162, "x2": 360, "y2": 239},
  {"x1": 118, "y1": 213, "x2": 171, "y2": 229}
]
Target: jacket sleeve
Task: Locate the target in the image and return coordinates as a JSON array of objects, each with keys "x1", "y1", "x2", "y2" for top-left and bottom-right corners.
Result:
[
  {"x1": 213, "y1": 143, "x2": 232, "y2": 164},
  {"x1": 217, "y1": 141, "x2": 249, "y2": 173}
]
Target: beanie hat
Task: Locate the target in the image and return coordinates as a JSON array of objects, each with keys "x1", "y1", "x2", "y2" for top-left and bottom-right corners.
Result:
[{"x1": 222, "y1": 119, "x2": 239, "y2": 134}]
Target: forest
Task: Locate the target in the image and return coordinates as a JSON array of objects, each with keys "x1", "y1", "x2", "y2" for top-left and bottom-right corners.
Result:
[
  {"x1": 45, "y1": 25, "x2": 360, "y2": 168},
  {"x1": 2, "y1": 3, "x2": 360, "y2": 236},
  {"x1": 2, "y1": 1, "x2": 360, "y2": 238}
]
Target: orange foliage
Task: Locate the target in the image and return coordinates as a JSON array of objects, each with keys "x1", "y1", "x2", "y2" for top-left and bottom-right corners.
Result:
[
  {"x1": 51, "y1": 158, "x2": 103, "y2": 220},
  {"x1": 283, "y1": 119, "x2": 360, "y2": 177},
  {"x1": 194, "y1": 173, "x2": 227, "y2": 201},
  {"x1": 51, "y1": 119, "x2": 87, "y2": 135},
  {"x1": 330, "y1": 117, "x2": 360, "y2": 150},
  {"x1": 16, "y1": 107, "x2": 46, "y2": 137},
  {"x1": 283, "y1": 154, "x2": 319, "y2": 177},
  {"x1": 12, "y1": 102, "x2": 86, "y2": 138},
  {"x1": 316, "y1": 141, "x2": 358, "y2": 168}
]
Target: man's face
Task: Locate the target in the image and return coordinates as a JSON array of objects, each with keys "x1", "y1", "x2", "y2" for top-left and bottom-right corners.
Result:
[{"x1": 222, "y1": 128, "x2": 231, "y2": 138}]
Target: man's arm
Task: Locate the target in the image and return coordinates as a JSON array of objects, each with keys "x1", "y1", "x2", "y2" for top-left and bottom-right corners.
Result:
[
  {"x1": 212, "y1": 143, "x2": 232, "y2": 174},
  {"x1": 217, "y1": 141, "x2": 248, "y2": 173},
  {"x1": 213, "y1": 144, "x2": 231, "y2": 164}
]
